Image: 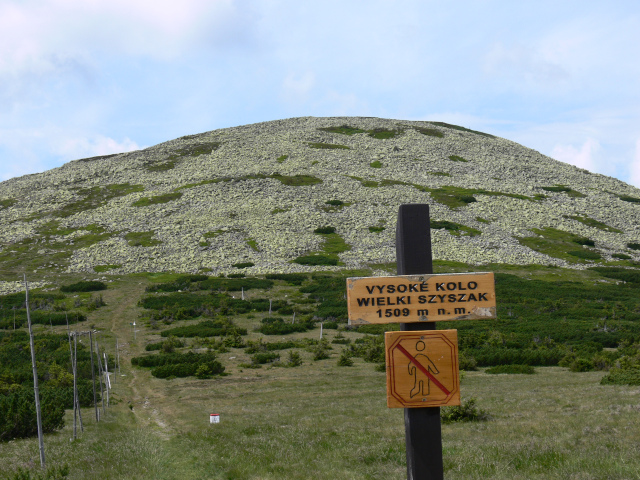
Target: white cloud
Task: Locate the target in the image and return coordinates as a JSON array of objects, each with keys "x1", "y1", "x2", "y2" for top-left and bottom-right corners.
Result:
[
  {"x1": 630, "y1": 138, "x2": 640, "y2": 188},
  {"x1": 52, "y1": 135, "x2": 141, "y2": 160},
  {"x1": 483, "y1": 42, "x2": 570, "y2": 88},
  {"x1": 0, "y1": 127, "x2": 142, "y2": 181},
  {"x1": 280, "y1": 71, "x2": 315, "y2": 104},
  {"x1": 550, "y1": 138, "x2": 600, "y2": 172}
]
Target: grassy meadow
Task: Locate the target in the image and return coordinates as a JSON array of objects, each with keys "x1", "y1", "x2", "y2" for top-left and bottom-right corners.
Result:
[{"x1": 2, "y1": 266, "x2": 640, "y2": 479}]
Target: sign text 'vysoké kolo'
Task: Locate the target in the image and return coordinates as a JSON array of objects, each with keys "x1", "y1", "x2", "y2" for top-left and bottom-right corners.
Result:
[{"x1": 346, "y1": 272, "x2": 496, "y2": 325}]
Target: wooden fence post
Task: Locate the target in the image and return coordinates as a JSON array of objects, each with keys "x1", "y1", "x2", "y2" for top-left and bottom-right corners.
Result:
[{"x1": 396, "y1": 204, "x2": 443, "y2": 480}]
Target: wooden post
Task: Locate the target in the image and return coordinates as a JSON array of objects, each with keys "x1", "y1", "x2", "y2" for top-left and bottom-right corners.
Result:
[
  {"x1": 89, "y1": 331, "x2": 98, "y2": 421},
  {"x1": 24, "y1": 276, "x2": 45, "y2": 469},
  {"x1": 396, "y1": 204, "x2": 443, "y2": 480},
  {"x1": 74, "y1": 333, "x2": 83, "y2": 433},
  {"x1": 72, "y1": 333, "x2": 77, "y2": 439}
]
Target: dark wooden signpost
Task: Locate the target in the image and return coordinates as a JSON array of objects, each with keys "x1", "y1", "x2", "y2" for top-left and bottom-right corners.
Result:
[{"x1": 346, "y1": 204, "x2": 497, "y2": 480}]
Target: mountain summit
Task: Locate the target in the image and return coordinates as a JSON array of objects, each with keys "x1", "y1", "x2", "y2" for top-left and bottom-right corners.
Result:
[{"x1": 1, "y1": 117, "x2": 639, "y2": 281}]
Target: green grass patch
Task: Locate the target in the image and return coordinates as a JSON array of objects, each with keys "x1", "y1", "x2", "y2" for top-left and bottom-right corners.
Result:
[
  {"x1": 318, "y1": 125, "x2": 366, "y2": 135},
  {"x1": 517, "y1": 227, "x2": 603, "y2": 263},
  {"x1": 270, "y1": 207, "x2": 291, "y2": 214},
  {"x1": 563, "y1": 214, "x2": 622, "y2": 233},
  {"x1": 448, "y1": 155, "x2": 469, "y2": 162},
  {"x1": 429, "y1": 122, "x2": 494, "y2": 138},
  {"x1": 321, "y1": 200, "x2": 351, "y2": 212},
  {"x1": 125, "y1": 231, "x2": 162, "y2": 247},
  {"x1": 628, "y1": 243, "x2": 640, "y2": 251},
  {"x1": 368, "y1": 226, "x2": 385, "y2": 233},
  {"x1": 246, "y1": 238, "x2": 259, "y2": 251},
  {"x1": 174, "y1": 179, "x2": 225, "y2": 191},
  {"x1": 412, "y1": 126, "x2": 444, "y2": 138},
  {"x1": 60, "y1": 280, "x2": 107, "y2": 293},
  {"x1": 276, "y1": 154, "x2": 288, "y2": 163},
  {"x1": 414, "y1": 185, "x2": 537, "y2": 209},
  {"x1": 476, "y1": 217, "x2": 490, "y2": 224},
  {"x1": 56, "y1": 183, "x2": 144, "y2": 218},
  {"x1": 612, "y1": 253, "x2": 632, "y2": 260},
  {"x1": 271, "y1": 174, "x2": 323, "y2": 186},
  {"x1": 132, "y1": 192, "x2": 183, "y2": 207},
  {"x1": 293, "y1": 254, "x2": 338, "y2": 266},
  {"x1": 146, "y1": 161, "x2": 176, "y2": 172},
  {"x1": 541, "y1": 185, "x2": 586, "y2": 198},
  {"x1": 369, "y1": 160, "x2": 383, "y2": 168},
  {"x1": 619, "y1": 195, "x2": 640, "y2": 204},
  {"x1": 307, "y1": 142, "x2": 350, "y2": 150},
  {"x1": 431, "y1": 220, "x2": 481, "y2": 237},
  {"x1": 0, "y1": 199, "x2": 16, "y2": 210},
  {"x1": 367, "y1": 128, "x2": 403, "y2": 139},
  {"x1": 233, "y1": 262, "x2": 255, "y2": 269},
  {"x1": 167, "y1": 141, "x2": 221, "y2": 159},
  {"x1": 314, "y1": 226, "x2": 336, "y2": 234},
  {"x1": 94, "y1": 264, "x2": 121, "y2": 273}
]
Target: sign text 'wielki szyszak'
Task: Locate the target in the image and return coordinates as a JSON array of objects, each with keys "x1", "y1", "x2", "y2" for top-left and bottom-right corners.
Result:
[{"x1": 346, "y1": 272, "x2": 496, "y2": 325}]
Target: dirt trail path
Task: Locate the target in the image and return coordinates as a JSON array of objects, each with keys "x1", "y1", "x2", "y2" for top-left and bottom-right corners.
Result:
[{"x1": 91, "y1": 278, "x2": 171, "y2": 435}]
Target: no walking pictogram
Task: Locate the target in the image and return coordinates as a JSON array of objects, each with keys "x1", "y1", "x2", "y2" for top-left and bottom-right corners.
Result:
[{"x1": 385, "y1": 330, "x2": 460, "y2": 408}]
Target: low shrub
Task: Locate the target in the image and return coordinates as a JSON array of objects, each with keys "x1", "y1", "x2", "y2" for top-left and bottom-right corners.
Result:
[
  {"x1": 337, "y1": 350, "x2": 354, "y2": 366},
  {"x1": 61, "y1": 281, "x2": 107, "y2": 293},
  {"x1": 314, "y1": 226, "x2": 336, "y2": 234},
  {"x1": 440, "y1": 398, "x2": 489, "y2": 423},
  {"x1": 251, "y1": 352, "x2": 280, "y2": 365},
  {"x1": 601, "y1": 367, "x2": 640, "y2": 386},
  {"x1": 256, "y1": 317, "x2": 315, "y2": 335},
  {"x1": 485, "y1": 364, "x2": 535, "y2": 374},
  {"x1": 287, "y1": 351, "x2": 303, "y2": 367},
  {"x1": 160, "y1": 319, "x2": 246, "y2": 338},
  {"x1": 293, "y1": 255, "x2": 338, "y2": 266}
]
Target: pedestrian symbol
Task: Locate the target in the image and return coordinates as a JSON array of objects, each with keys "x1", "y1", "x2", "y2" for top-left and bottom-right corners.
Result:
[{"x1": 385, "y1": 330, "x2": 460, "y2": 408}]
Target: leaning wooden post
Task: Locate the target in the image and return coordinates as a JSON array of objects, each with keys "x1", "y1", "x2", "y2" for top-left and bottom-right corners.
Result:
[
  {"x1": 95, "y1": 337, "x2": 106, "y2": 416},
  {"x1": 89, "y1": 330, "x2": 99, "y2": 421},
  {"x1": 396, "y1": 204, "x2": 443, "y2": 480},
  {"x1": 24, "y1": 275, "x2": 45, "y2": 469},
  {"x1": 103, "y1": 352, "x2": 110, "y2": 408}
]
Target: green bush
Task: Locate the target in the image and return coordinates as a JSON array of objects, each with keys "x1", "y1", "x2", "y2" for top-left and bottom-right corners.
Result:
[
  {"x1": 314, "y1": 226, "x2": 336, "y2": 234},
  {"x1": 440, "y1": 398, "x2": 488, "y2": 424},
  {"x1": 627, "y1": 243, "x2": 640, "y2": 251},
  {"x1": 60, "y1": 281, "x2": 106, "y2": 293},
  {"x1": 287, "y1": 351, "x2": 303, "y2": 367},
  {"x1": 160, "y1": 319, "x2": 247, "y2": 338},
  {"x1": 251, "y1": 352, "x2": 280, "y2": 365},
  {"x1": 568, "y1": 250, "x2": 601, "y2": 260},
  {"x1": 601, "y1": 367, "x2": 640, "y2": 386},
  {"x1": 0, "y1": 388, "x2": 66, "y2": 440},
  {"x1": 265, "y1": 273, "x2": 308, "y2": 285},
  {"x1": 293, "y1": 255, "x2": 338, "y2": 266},
  {"x1": 233, "y1": 262, "x2": 255, "y2": 269},
  {"x1": 337, "y1": 350, "x2": 353, "y2": 366},
  {"x1": 485, "y1": 364, "x2": 535, "y2": 374},
  {"x1": 256, "y1": 317, "x2": 314, "y2": 335}
]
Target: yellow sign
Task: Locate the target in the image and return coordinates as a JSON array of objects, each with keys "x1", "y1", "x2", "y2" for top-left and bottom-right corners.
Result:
[
  {"x1": 346, "y1": 272, "x2": 495, "y2": 325},
  {"x1": 385, "y1": 330, "x2": 460, "y2": 408}
]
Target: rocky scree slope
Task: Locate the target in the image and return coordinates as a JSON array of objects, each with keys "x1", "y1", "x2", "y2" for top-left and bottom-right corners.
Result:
[{"x1": 1, "y1": 116, "x2": 639, "y2": 290}]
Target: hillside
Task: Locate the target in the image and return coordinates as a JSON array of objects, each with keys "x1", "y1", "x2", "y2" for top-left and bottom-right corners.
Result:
[{"x1": 1, "y1": 117, "x2": 640, "y2": 294}]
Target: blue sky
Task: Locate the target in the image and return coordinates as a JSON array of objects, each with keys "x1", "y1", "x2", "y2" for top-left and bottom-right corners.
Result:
[{"x1": 1, "y1": 0, "x2": 639, "y2": 187}]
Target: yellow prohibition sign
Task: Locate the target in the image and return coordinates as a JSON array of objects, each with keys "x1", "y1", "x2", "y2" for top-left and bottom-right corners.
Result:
[{"x1": 385, "y1": 330, "x2": 460, "y2": 408}]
